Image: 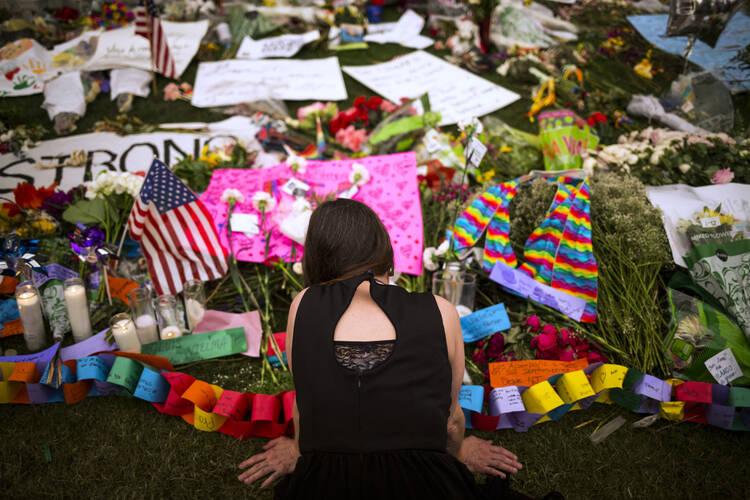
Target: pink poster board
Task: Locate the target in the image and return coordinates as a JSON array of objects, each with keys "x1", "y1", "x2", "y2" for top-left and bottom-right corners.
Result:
[{"x1": 199, "y1": 152, "x2": 423, "y2": 275}]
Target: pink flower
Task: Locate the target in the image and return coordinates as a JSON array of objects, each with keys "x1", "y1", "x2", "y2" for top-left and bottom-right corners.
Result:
[
  {"x1": 574, "y1": 340, "x2": 590, "y2": 354},
  {"x1": 560, "y1": 328, "x2": 574, "y2": 346},
  {"x1": 486, "y1": 333, "x2": 505, "y2": 359},
  {"x1": 587, "y1": 351, "x2": 606, "y2": 363},
  {"x1": 541, "y1": 324, "x2": 558, "y2": 336},
  {"x1": 380, "y1": 100, "x2": 397, "y2": 113},
  {"x1": 525, "y1": 315, "x2": 541, "y2": 332},
  {"x1": 533, "y1": 332, "x2": 558, "y2": 352},
  {"x1": 163, "y1": 83, "x2": 181, "y2": 101},
  {"x1": 712, "y1": 168, "x2": 735, "y2": 185},
  {"x1": 335, "y1": 125, "x2": 368, "y2": 152},
  {"x1": 179, "y1": 82, "x2": 192, "y2": 93},
  {"x1": 472, "y1": 350, "x2": 488, "y2": 365},
  {"x1": 559, "y1": 347, "x2": 577, "y2": 361},
  {"x1": 297, "y1": 102, "x2": 325, "y2": 121}
]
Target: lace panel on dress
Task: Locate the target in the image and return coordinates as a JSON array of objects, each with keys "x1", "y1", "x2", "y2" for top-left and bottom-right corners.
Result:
[{"x1": 334, "y1": 340, "x2": 395, "y2": 372}]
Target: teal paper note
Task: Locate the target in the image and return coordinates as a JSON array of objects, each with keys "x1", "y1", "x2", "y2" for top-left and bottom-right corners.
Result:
[
  {"x1": 459, "y1": 385, "x2": 485, "y2": 430},
  {"x1": 460, "y1": 303, "x2": 511, "y2": 343},
  {"x1": 729, "y1": 387, "x2": 750, "y2": 407},
  {"x1": 133, "y1": 367, "x2": 169, "y2": 403},
  {"x1": 141, "y1": 328, "x2": 248, "y2": 366},
  {"x1": 106, "y1": 356, "x2": 144, "y2": 393},
  {"x1": 76, "y1": 356, "x2": 109, "y2": 382}
]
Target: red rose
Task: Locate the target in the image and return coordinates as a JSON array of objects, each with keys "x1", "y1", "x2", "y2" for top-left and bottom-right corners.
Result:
[
  {"x1": 472, "y1": 349, "x2": 488, "y2": 365},
  {"x1": 525, "y1": 315, "x2": 541, "y2": 332},
  {"x1": 353, "y1": 96, "x2": 366, "y2": 108},
  {"x1": 541, "y1": 323, "x2": 558, "y2": 336},
  {"x1": 559, "y1": 347, "x2": 577, "y2": 362}
]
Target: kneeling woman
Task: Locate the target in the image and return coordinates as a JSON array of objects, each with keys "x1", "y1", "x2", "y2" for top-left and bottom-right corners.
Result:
[{"x1": 240, "y1": 199, "x2": 523, "y2": 499}]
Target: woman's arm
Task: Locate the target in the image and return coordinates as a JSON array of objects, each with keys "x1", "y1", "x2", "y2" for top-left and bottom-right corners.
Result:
[
  {"x1": 238, "y1": 288, "x2": 307, "y2": 488},
  {"x1": 435, "y1": 295, "x2": 466, "y2": 458}
]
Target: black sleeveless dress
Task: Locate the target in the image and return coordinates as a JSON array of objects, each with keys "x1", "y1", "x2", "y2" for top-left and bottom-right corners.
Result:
[{"x1": 276, "y1": 271, "x2": 487, "y2": 500}]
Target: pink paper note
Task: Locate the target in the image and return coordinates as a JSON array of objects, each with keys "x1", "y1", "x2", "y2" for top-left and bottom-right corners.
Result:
[
  {"x1": 199, "y1": 152, "x2": 424, "y2": 275},
  {"x1": 193, "y1": 310, "x2": 262, "y2": 357}
]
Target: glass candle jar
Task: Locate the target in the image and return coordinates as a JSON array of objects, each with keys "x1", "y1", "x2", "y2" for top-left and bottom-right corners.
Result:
[
  {"x1": 432, "y1": 263, "x2": 476, "y2": 317},
  {"x1": 156, "y1": 294, "x2": 183, "y2": 339},
  {"x1": 182, "y1": 279, "x2": 205, "y2": 332},
  {"x1": 63, "y1": 277, "x2": 92, "y2": 343},
  {"x1": 110, "y1": 312, "x2": 141, "y2": 353},
  {"x1": 15, "y1": 283, "x2": 47, "y2": 351},
  {"x1": 128, "y1": 287, "x2": 159, "y2": 345}
]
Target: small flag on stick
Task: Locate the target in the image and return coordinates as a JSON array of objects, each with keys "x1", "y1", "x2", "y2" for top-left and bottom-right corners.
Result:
[{"x1": 134, "y1": 0, "x2": 177, "y2": 79}]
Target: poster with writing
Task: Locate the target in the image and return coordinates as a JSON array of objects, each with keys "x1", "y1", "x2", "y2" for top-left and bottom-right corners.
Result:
[
  {"x1": 141, "y1": 327, "x2": 247, "y2": 366},
  {"x1": 191, "y1": 57, "x2": 347, "y2": 107},
  {"x1": 0, "y1": 117, "x2": 277, "y2": 193},
  {"x1": 237, "y1": 31, "x2": 320, "y2": 59},
  {"x1": 343, "y1": 51, "x2": 519, "y2": 125},
  {"x1": 50, "y1": 20, "x2": 208, "y2": 78},
  {"x1": 705, "y1": 348, "x2": 744, "y2": 386},
  {"x1": 199, "y1": 153, "x2": 424, "y2": 275},
  {"x1": 489, "y1": 359, "x2": 589, "y2": 388},
  {"x1": 0, "y1": 38, "x2": 51, "y2": 97}
]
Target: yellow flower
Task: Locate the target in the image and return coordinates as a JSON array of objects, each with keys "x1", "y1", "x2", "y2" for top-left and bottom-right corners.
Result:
[
  {"x1": 31, "y1": 218, "x2": 56, "y2": 234},
  {"x1": 500, "y1": 146, "x2": 512, "y2": 153},
  {"x1": 634, "y1": 58, "x2": 652, "y2": 79},
  {"x1": 476, "y1": 169, "x2": 495, "y2": 183}
]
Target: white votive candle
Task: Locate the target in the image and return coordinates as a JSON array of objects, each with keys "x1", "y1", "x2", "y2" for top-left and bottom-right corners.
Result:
[
  {"x1": 110, "y1": 314, "x2": 141, "y2": 353},
  {"x1": 135, "y1": 314, "x2": 159, "y2": 344},
  {"x1": 64, "y1": 278, "x2": 92, "y2": 343},
  {"x1": 16, "y1": 284, "x2": 46, "y2": 351},
  {"x1": 160, "y1": 325, "x2": 182, "y2": 339},
  {"x1": 185, "y1": 298, "x2": 205, "y2": 332}
]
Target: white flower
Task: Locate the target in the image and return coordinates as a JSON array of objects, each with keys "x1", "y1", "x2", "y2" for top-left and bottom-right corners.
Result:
[
  {"x1": 285, "y1": 150, "x2": 307, "y2": 174},
  {"x1": 627, "y1": 154, "x2": 639, "y2": 165},
  {"x1": 221, "y1": 188, "x2": 245, "y2": 205},
  {"x1": 435, "y1": 239, "x2": 450, "y2": 256},
  {"x1": 85, "y1": 170, "x2": 142, "y2": 199},
  {"x1": 457, "y1": 117, "x2": 483, "y2": 136},
  {"x1": 678, "y1": 163, "x2": 691, "y2": 174},
  {"x1": 423, "y1": 247, "x2": 439, "y2": 271},
  {"x1": 348, "y1": 163, "x2": 370, "y2": 187},
  {"x1": 582, "y1": 156, "x2": 597, "y2": 175},
  {"x1": 252, "y1": 191, "x2": 277, "y2": 212},
  {"x1": 650, "y1": 149, "x2": 664, "y2": 165},
  {"x1": 292, "y1": 262, "x2": 303, "y2": 275}
]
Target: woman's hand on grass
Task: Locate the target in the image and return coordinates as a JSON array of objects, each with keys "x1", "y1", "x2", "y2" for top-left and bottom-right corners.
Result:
[
  {"x1": 238, "y1": 436, "x2": 300, "y2": 488},
  {"x1": 459, "y1": 435, "x2": 522, "y2": 478}
]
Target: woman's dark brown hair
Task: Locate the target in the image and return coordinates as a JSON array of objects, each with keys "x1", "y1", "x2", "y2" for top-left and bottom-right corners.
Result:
[{"x1": 302, "y1": 199, "x2": 394, "y2": 286}]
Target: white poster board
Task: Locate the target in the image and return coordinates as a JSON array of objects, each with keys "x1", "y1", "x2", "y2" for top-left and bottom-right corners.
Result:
[
  {"x1": 237, "y1": 30, "x2": 320, "y2": 59},
  {"x1": 0, "y1": 117, "x2": 279, "y2": 193},
  {"x1": 343, "y1": 50, "x2": 520, "y2": 125},
  {"x1": 191, "y1": 57, "x2": 348, "y2": 107},
  {"x1": 50, "y1": 20, "x2": 209, "y2": 78},
  {"x1": 0, "y1": 39, "x2": 52, "y2": 97},
  {"x1": 364, "y1": 10, "x2": 433, "y2": 49}
]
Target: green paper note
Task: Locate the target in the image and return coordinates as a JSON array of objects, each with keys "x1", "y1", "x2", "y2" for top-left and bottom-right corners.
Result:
[
  {"x1": 106, "y1": 356, "x2": 144, "y2": 393},
  {"x1": 622, "y1": 369, "x2": 644, "y2": 391},
  {"x1": 609, "y1": 388, "x2": 642, "y2": 412},
  {"x1": 729, "y1": 387, "x2": 750, "y2": 407},
  {"x1": 141, "y1": 328, "x2": 247, "y2": 366}
]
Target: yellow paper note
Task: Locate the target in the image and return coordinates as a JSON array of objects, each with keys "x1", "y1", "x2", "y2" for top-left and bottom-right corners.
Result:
[
  {"x1": 556, "y1": 370, "x2": 595, "y2": 404},
  {"x1": 591, "y1": 364, "x2": 628, "y2": 393},
  {"x1": 0, "y1": 362, "x2": 22, "y2": 403},
  {"x1": 596, "y1": 390, "x2": 613, "y2": 404},
  {"x1": 194, "y1": 405, "x2": 228, "y2": 432},
  {"x1": 522, "y1": 381, "x2": 564, "y2": 415},
  {"x1": 660, "y1": 379, "x2": 685, "y2": 421}
]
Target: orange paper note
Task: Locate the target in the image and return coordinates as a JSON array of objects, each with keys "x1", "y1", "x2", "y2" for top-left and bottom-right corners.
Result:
[
  {"x1": 489, "y1": 359, "x2": 589, "y2": 388},
  {"x1": 1, "y1": 318, "x2": 23, "y2": 338},
  {"x1": 107, "y1": 275, "x2": 139, "y2": 306},
  {"x1": 0, "y1": 276, "x2": 18, "y2": 295},
  {"x1": 9, "y1": 362, "x2": 40, "y2": 383}
]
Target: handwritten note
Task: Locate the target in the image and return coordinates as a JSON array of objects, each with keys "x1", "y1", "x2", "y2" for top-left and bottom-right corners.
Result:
[
  {"x1": 141, "y1": 327, "x2": 247, "y2": 366},
  {"x1": 459, "y1": 303, "x2": 510, "y2": 343},
  {"x1": 76, "y1": 356, "x2": 110, "y2": 382},
  {"x1": 213, "y1": 390, "x2": 249, "y2": 420},
  {"x1": 555, "y1": 371, "x2": 595, "y2": 404},
  {"x1": 194, "y1": 405, "x2": 228, "y2": 432},
  {"x1": 590, "y1": 364, "x2": 628, "y2": 393},
  {"x1": 192, "y1": 57, "x2": 347, "y2": 107},
  {"x1": 237, "y1": 30, "x2": 319, "y2": 59},
  {"x1": 489, "y1": 359, "x2": 589, "y2": 388},
  {"x1": 343, "y1": 51, "x2": 519, "y2": 126},
  {"x1": 458, "y1": 385, "x2": 484, "y2": 413},
  {"x1": 674, "y1": 381, "x2": 713, "y2": 403},
  {"x1": 489, "y1": 261, "x2": 587, "y2": 322},
  {"x1": 0, "y1": 318, "x2": 22, "y2": 338},
  {"x1": 9, "y1": 362, "x2": 40, "y2": 383},
  {"x1": 522, "y1": 381, "x2": 564, "y2": 415},
  {"x1": 705, "y1": 348, "x2": 744, "y2": 386},
  {"x1": 489, "y1": 386, "x2": 525, "y2": 414},
  {"x1": 133, "y1": 367, "x2": 169, "y2": 403},
  {"x1": 729, "y1": 387, "x2": 750, "y2": 407},
  {"x1": 631, "y1": 374, "x2": 672, "y2": 402},
  {"x1": 106, "y1": 356, "x2": 143, "y2": 393}
]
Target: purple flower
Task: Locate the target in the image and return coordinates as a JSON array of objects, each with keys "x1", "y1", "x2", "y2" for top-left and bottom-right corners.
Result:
[{"x1": 41, "y1": 189, "x2": 73, "y2": 220}]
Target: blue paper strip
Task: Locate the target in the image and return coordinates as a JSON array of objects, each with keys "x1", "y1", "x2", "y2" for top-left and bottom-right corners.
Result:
[{"x1": 460, "y1": 303, "x2": 510, "y2": 343}]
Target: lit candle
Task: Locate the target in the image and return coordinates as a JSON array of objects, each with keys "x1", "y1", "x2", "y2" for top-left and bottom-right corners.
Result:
[
  {"x1": 157, "y1": 294, "x2": 183, "y2": 340},
  {"x1": 16, "y1": 284, "x2": 46, "y2": 351},
  {"x1": 185, "y1": 298, "x2": 205, "y2": 332},
  {"x1": 64, "y1": 278, "x2": 92, "y2": 343},
  {"x1": 160, "y1": 325, "x2": 182, "y2": 339},
  {"x1": 110, "y1": 313, "x2": 141, "y2": 353},
  {"x1": 135, "y1": 314, "x2": 159, "y2": 344}
]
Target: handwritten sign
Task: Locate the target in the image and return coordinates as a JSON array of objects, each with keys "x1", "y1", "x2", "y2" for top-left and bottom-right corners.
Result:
[
  {"x1": 488, "y1": 386, "x2": 525, "y2": 414},
  {"x1": 489, "y1": 359, "x2": 589, "y2": 388},
  {"x1": 237, "y1": 30, "x2": 319, "y2": 59},
  {"x1": 192, "y1": 57, "x2": 347, "y2": 107},
  {"x1": 590, "y1": 364, "x2": 628, "y2": 393},
  {"x1": 459, "y1": 303, "x2": 510, "y2": 343},
  {"x1": 466, "y1": 137, "x2": 487, "y2": 167},
  {"x1": 458, "y1": 385, "x2": 484, "y2": 413},
  {"x1": 489, "y1": 261, "x2": 587, "y2": 322},
  {"x1": 141, "y1": 327, "x2": 247, "y2": 366},
  {"x1": 0, "y1": 318, "x2": 22, "y2": 338},
  {"x1": 343, "y1": 51, "x2": 519, "y2": 125},
  {"x1": 705, "y1": 348, "x2": 744, "y2": 386}
]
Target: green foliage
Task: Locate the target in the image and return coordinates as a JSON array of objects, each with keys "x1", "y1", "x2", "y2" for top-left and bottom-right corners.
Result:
[{"x1": 172, "y1": 143, "x2": 257, "y2": 194}]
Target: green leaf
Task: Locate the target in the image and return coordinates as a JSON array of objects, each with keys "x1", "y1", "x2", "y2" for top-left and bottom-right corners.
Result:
[{"x1": 62, "y1": 198, "x2": 107, "y2": 226}]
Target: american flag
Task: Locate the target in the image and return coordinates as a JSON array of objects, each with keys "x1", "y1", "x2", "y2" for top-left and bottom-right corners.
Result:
[
  {"x1": 127, "y1": 159, "x2": 228, "y2": 296},
  {"x1": 134, "y1": 0, "x2": 177, "y2": 79}
]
